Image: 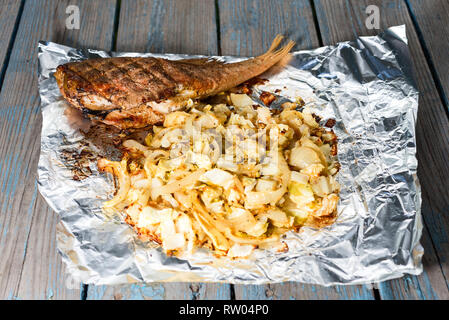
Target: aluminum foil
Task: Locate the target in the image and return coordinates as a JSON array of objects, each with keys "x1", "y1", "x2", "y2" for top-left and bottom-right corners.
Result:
[{"x1": 37, "y1": 25, "x2": 423, "y2": 286}]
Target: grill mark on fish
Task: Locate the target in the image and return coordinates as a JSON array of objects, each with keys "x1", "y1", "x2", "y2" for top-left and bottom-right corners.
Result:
[
  {"x1": 108, "y1": 60, "x2": 157, "y2": 101},
  {"x1": 66, "y1": 62, "x2": 116, "y2": 105},
  {"x1": 55, "y1": 35, "x2": 295, "y2": 129},
  {"x1": 139, "y1": 59, "x2": 175, "y2": 100},
  {"x1": 154, "y1": 61, "x2": 178, "y2": 89}
]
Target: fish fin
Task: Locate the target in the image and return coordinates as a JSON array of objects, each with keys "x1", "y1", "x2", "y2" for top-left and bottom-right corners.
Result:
[
  {"x1": 267, "y1": 35, "x2": 284, "y2": 51},
  {"x1": 266, "y1": 40, "x2": 295, "y2": 62},
  {"x1": 258, "y1": 35, "x2": 295, "y2": 63}
]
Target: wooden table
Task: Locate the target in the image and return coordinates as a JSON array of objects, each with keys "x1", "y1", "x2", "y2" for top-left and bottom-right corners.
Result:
[{"x1": 0, "y1": 0, "x2": 448, "y2": 300}]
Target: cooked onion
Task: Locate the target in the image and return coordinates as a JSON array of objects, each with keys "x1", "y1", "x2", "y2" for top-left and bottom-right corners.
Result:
[
  {"x1": 245, "y1": 152, "x2": 290, "y2": 209},
  {"x1": 98, "y1": 158, "x2": 130, "y2": 210},
  {"x1": 289, "y1": 146, "x2": 321, "y2": 170},
  {"x1": 98, "y1": 101, "x2": 340, "y2": 258},
  {"x1": 152, "y1": 168, "x2": 206, "y2": 199}
]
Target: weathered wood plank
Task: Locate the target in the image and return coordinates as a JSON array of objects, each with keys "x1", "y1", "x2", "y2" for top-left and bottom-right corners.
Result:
[
  {"x1": 0, "y1": 0, "x2": 23, "y2": 87},
  {"x1": 86, "y1": 0, "x2": 230, "y2": 300},
  {"x1": 87, "y1": 282, "x2": 231, "y2": 300},
  {"x1": 219, "y1": 0, "x2": 376, "y2": 300},
  {"x1": 0, "y1": 0, "x2": 117, "y2": 300},
  {"x1": 219, "y1": 0, "x2": 320, "y2": 56},
  {"x1": 407, "y1": 0, "x2": 449, "y2": 107},
  {"x1": 115, "y1": 0, "x2": 218, "y2": 55},
  {"x1": 234, "y1": 282, "x2": 375, "y2": 300},
  {"x1": 314, "y1": 0, "x2": 449, "y2": 299}
]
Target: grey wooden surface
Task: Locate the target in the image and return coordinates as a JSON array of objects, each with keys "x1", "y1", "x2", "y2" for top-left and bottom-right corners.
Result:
[{"x1": 0, "y1": 0, "x2": 447, "y2": 300}]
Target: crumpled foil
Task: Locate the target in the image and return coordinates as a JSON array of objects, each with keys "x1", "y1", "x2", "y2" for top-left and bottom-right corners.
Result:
[{"x1": 37, "y1": 25, "x2": 423, "y2": 286}]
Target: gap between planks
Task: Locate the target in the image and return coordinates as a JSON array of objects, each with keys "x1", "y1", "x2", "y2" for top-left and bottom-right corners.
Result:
[
  {"x1": 405, "y1": 0, "x2": 448, "y2": 112},
  {"x1": 0, "y1": 0, "x2": 25, "y2": 92}
]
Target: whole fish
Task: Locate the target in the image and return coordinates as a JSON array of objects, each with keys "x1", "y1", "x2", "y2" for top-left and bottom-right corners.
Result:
[{"x1": 55, "y1": 35, "x2": 295, "y2": 129}]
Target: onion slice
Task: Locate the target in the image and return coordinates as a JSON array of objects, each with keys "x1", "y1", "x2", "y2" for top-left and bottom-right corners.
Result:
[
  {"x1": 98, "y1": 158, "x2": 131, "y2": 210},
  {"x1": 152, "y1": 168, "x2": 207, "y2": 199}
]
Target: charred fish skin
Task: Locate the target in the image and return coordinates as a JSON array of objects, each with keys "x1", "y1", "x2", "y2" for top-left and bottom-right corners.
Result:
[{"x1": 55, "y1": 35, "x2": 295, "y2": 129}]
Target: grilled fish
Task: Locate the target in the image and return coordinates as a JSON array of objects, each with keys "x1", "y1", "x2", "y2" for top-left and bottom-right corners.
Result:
[{"x1": 55, "y1": 35, "x2": 295, "y2": 129}]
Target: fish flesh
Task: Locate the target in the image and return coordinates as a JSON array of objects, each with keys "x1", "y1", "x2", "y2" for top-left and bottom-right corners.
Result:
[{"x1": 54, "y1": 35, "x2": 295, "y2": 129}]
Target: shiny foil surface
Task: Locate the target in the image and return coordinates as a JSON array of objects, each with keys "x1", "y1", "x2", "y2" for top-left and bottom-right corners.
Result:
[{"x1": 37, "y1": 25, "x2": 423, "y2": 286}]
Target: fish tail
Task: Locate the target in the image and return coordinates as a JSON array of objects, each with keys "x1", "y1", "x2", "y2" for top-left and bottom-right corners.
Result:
[
  {"x1": 195, "y1": 35, "x2": 296, "y2": 96},
  {"x1": 259, "y1": 35, "x2": 295, "y2": 63},
  {"x1": 263, "y1": 34, "x2": 285, "y2": 55}
]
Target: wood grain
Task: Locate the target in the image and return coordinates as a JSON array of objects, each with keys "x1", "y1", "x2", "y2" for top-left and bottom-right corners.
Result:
[
  {"x1": 0, "y1": 0, "x2": 116, "y2": 300},
  {"x1": 234, "y1": 282, "x2": 375, "y2": 300},
  {"x1": 219, "y1": 0, "x2": 320, "y2": 56},
  {"x1": 0, "y1": 0, "x2": 22, "y2": 85},
  {"x1": 219, "y1": 0, "x2": 376, "y2": 300},
  {"x1": 314, "y1": 0, "x2": 449, "y2": 299},
  {"x1": 86, "y1": 0, "x2": 230, "y2": 300},
  {"x1": 115, "y1": 0, "x2": 218, "y2": 55},
  {"x1": 407, "y1": 0, "x2": 449, "y2": 107},
  {"x1": 87, "y1": 283, "x2": 231, "y2": 300}
]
